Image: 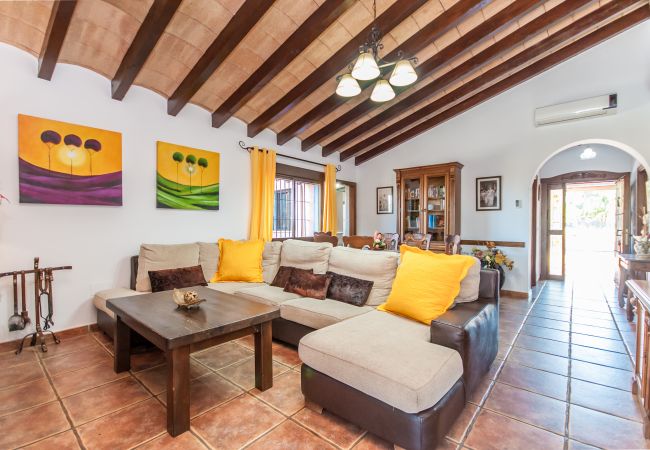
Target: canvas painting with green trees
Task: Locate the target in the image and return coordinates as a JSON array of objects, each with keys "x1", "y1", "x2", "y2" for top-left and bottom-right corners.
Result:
[{"x1": 156, "y1": 141, "x2": 219, "y2": 210}]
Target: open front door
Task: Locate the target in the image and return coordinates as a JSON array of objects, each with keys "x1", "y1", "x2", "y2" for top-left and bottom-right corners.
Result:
[
  {"x1": 543, "y1": 183, "x2": 566, "y2": 280},
  {"x1": 615, "y1": 173, "x2": 631, "y2": 253}
]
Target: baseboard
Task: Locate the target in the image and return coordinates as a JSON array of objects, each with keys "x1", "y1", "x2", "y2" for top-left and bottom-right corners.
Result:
[
  {"x1": 500, "y1": 289, "x2": 529, "y2": 299},
  {"x1": 0, "y1": 323, "x2": 99, "y2": 353}
]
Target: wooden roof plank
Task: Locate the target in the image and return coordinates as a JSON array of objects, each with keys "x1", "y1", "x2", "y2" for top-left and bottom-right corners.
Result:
[
  {"x1": 167, "y1": 0, "x2": 275, "y2": 117},
  {"x1": 211, "y1": 0, "x2": 357, "y2": 128},
  {"x1": 321, "y1": 0, "x2": 559, "y2": 156},
  {"x1": 111, "y1": 0, "x2": 182, "y2": 100},
  {"x1": 342, "y1": 0, "x2": 635, "y2": 161},
  {"x1": 354, "y1": 5, "x2": 650, "y2": 165},
  {"x1": 246, "y1": 0, "x2": 430, "y2": 138},
  {"x1": 276, "y1": 0, "x2": 489, "y2": 146},
  {"x1": 38, "y1": 0, "x2": 77, "y2": 80}
]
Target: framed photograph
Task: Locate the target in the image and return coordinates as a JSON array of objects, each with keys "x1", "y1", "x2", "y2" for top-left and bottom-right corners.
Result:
[
  {"x1": 476, "y1": 176, "x2": 501, "y2": 211},
  {"x1": 376, "y1": 186, "x2": 394, "y2": 214}
]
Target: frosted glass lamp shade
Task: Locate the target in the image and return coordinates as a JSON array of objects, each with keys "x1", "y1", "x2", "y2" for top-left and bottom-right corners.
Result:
[
  {"x1": 389, "y1": 59, "x2": 417, "y2": 86},
  {"x1": 580, "y1": 148, "x2": 597, "y2": 160},
  {"x1": 370, "y1": 79, "x2": 395, "y2": 102},
  {"x1": 336, "y1": 74, "x2": 361, "y2": 97},
  {"x1": 351, "y1": 51, "x2": 380, "y2": 81}
]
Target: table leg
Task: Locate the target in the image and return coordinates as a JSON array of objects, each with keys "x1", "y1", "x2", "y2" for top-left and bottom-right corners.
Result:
[
  {"x1": 114, "y1": 316, "x2": 131, "y2": 373},
  {"x1": 254, "y1": 321, "x2": 273, "y2": 391},
  {"x1": 628, "y1": 295, "x2": 637, "y2": 322},
  {"x1": 618, "y1": 267, "x2": 628, "y2": 308},
  {"x1": 166, "y1": 345, "x2": 190, "y2": 437}
]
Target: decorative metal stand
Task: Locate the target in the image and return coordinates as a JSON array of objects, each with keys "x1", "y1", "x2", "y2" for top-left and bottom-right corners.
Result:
[{"x1": 0, "y1": 258, "x2": 71, "y2": 354}]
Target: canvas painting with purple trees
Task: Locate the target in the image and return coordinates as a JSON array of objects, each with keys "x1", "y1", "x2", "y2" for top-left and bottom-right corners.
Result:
[{"x1": 18, "y1": 114, "x2": 122, "y2": 206}]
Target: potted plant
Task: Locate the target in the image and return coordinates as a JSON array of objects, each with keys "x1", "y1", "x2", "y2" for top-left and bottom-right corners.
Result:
[{"x1": 472, "y1": 242, "x2": 514, "y2": 288}]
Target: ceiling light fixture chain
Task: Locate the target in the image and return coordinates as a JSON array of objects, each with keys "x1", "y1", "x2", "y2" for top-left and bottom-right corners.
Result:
[{"x1": 335, "y1": 0, "x2": 419, "y2": 102}]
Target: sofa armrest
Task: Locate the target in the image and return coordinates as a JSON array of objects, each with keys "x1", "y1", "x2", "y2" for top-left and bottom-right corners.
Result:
[{"x1": 430, "y1": 269, "x2": 499, "y2": 394}]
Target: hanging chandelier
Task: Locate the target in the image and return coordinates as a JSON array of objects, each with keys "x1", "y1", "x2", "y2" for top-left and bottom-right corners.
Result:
[{"x1": 335, "y1": 1, "x2": 418, "y2": 102}]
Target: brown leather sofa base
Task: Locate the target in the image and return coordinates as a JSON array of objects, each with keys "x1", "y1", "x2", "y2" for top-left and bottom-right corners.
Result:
[
  {"x1": 272, "y1": 317, "x2": 315, "y2": 347},
  {"x1": 301, "y1": 364, "x2": 465, "y2": 450}
]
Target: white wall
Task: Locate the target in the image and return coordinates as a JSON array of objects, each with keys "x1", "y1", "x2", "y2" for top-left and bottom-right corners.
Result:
[
  {"x1": 0, "y1": 43, "x2": 356, "y2": 343},
  {"x1": 356, "y1": 20, "x2": 650, "y2": 293},
  {"x1": 538, "y1": 144, "x2": 634, "y2": 178}
]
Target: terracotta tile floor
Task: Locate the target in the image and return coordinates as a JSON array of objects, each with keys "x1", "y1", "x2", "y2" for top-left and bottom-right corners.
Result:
[{"x1": 0, "y1": 278, "x2": 646, "y2": 449}]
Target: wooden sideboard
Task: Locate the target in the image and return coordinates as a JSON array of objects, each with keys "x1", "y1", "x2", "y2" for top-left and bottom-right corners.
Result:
[{"x1": 625, "y1": 279, "x2": 650, "y2": 437}]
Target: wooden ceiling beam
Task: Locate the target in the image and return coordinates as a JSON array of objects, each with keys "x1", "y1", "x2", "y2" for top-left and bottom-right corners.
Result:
[
  {"x1": 342, "y1": 0, "x2": 635, "y2": 161},
  {"x1": 319, "y1": 0, "x2": 558, "y2": 156},
  {"x1": 211, "y1": 0, "x2": 356, "y2": 128},
  {"x1": 354, "y1": 6, "x2": 650, "y2": 165},
  {"x1": 245, "y1": 0, "x2": 429, "y2": 138},
  {"x1": 276, "y1": 0, "x2": 488, "y2": 146},
  {"x1": 111, "y1": 0, "x2": 181, "y2": 100},
  {"x1": 167, "y1": 0, "x2": 275, "y2": 116},
  {"x1": 38, "y1": 0, "x2": 77, "y2": 80}
]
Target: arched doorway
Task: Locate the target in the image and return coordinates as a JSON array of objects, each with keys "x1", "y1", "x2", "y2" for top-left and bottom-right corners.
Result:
[{"x1": 531, "y1": 141, "x2": 648, "y2": 284}]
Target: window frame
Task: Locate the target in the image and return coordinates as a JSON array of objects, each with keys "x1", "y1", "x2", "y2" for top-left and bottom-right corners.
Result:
[{"x1": 273, "y1": 163, "x2": 324, "y2": 240}]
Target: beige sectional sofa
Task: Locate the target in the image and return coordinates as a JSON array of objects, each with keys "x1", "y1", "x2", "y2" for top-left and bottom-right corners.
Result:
[
  {"x1": 93, "y1": 239, "x2": 499, "y2": 450},
  {"x1": 94, "y1": 239, "x2": 401, "y2": 341}
]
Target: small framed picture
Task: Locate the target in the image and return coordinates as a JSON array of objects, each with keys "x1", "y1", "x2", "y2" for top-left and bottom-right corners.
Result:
[
  {"x1": 476, "y1": 176, "x2": 501, "y2": 211},
  {"x1": 376, "y1": 186, "x2": 394, "y2": 214}
]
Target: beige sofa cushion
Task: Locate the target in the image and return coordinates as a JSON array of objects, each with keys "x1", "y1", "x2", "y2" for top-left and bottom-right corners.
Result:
[
  {"x1": 136, "y1": 243, "x2": 200, "y2": 292},
  {"x1": 280, "y1": 239, "x2": 332, "y2": 274},
  {"x1": 281, "y1": 298, "x2": 373, "y2": 329},
  {"x1": 456, "y1": 257, "x2": 481, "y2": 303},
  {"x1": 198, "y1": 242, "x2": 219, "y2": 282},
  {"x1": 327, "y1": 247, "x2": 399, "y2": 306},
  {"x1": 235, "y1": 285, "x2": 301, "y2": 306},
  {"x1": 299, "y1": 310, "x2": 463, "y2": 413},
  {"x1": 93, "y1": 288, "x2": 144, "y2": 318},
  {"x1": 263, "y1": 241, "x2": 283, "y2": 284},
  {"x1": 207, "y1": 282, "x2": 266, "y2": 295}
]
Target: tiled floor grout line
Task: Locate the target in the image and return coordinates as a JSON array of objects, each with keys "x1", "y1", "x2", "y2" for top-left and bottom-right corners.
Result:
[
  {"x1": 457, "y1": 282, "x2": 548, "y2": 449},
  {"x1": 34, "y1": 349, "x2": 87, "y2": 450},
  {"x1": 602, "y1": 287, "x2": 636, "y2": 365},
  {"x1": 562, "y1": 282, "x2": 574, "y2": 450}
]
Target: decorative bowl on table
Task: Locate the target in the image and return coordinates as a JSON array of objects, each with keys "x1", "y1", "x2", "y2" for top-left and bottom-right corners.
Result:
[{"x1": 172, "y1": 289, "x2": 206, "y2": 310}]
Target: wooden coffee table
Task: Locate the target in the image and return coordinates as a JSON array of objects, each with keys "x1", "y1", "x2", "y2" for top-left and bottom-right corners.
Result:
[{"x1": 107, "y1": 286, "x2": 280, "y2": 436}]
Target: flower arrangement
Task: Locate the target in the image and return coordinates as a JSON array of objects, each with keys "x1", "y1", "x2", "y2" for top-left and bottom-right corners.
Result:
[
  {"x1": 372, "y1": 231, "x2": 386, "y2": 250},
  {"x1": 472, "y1": 242, "x2": 514, "y2": 270}
]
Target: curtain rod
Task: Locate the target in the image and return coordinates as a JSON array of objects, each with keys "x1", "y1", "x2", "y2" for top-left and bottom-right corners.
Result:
[{"x1": 238, "y1": 141, "x2": 341, "y2": 172}]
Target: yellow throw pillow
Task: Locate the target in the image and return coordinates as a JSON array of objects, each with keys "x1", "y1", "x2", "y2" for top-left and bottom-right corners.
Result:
[
  {"x1": 212, "y1": 239, "x2": 264, "y2": 282},
  {"x1": 377, "y1": 246, "x2": 475, "y2": 324}
]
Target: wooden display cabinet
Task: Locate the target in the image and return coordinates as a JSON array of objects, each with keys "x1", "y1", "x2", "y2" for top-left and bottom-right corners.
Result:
[{"x1": 395, "y1": 162, "x2": 462, "y2": 252}]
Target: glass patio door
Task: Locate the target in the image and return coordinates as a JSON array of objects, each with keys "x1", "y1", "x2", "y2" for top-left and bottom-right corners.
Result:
[{"x1": 546, "y1": 183, "x2": 566, "y2": 280}]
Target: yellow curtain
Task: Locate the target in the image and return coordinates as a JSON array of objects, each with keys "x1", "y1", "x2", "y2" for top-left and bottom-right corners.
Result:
[
  {"x1": 322, "y1": 164, "x2": 337, "y2": 234},
  {"x1": 249, "y1": 147, "x2": 276, "y2": 241}
]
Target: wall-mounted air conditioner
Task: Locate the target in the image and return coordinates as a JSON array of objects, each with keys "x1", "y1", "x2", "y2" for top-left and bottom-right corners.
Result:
[{"x1": 534, "y1": 94, "x2": 617, "y2": 126}]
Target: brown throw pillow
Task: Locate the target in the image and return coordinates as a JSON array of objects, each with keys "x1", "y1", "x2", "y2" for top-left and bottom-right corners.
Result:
[
  {"x1": 284, "y1": 269, "x2": 332, "y2": 300},
  {"x1": 148, "y1": 265, "x2": 207, "y2": 293},
  {"x1": 326, "y1": 271, "x2": 374, "y2": 306},
  {"x1": 271, "y1": 266, "x2": 313, "y2": 288}
]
